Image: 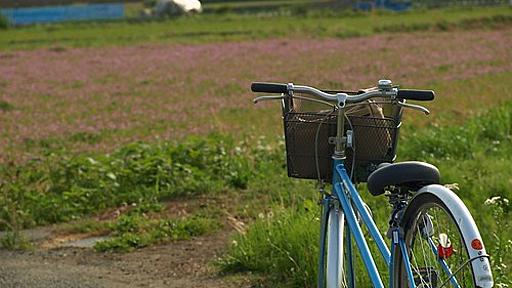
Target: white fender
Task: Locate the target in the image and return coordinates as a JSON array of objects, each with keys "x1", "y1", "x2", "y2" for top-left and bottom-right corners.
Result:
[
  {"x1": 326, "y1": 208, "x2": 344, "y2": 288},
  {"x1": 416, "y1": 184, "x2": 494, "y2": 288}
]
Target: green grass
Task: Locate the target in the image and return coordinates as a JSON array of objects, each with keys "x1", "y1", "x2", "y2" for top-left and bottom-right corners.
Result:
[
  {"x1": 0, "y1": 100, "x2": 14, "y2": 111},
  {"x1": 0, "y1": 230, "x2": 32, "y2": 250},
  {"x1": 0, "y1": 132, "x2": 316, "y2": 253},
  {"x1": 54, "y1": 218, "x2": 112, "y2": 235},
  {"x1": 94, "y1": 213, "x2": 220, "y2": 252},
  {"x1": 1, "y1": 6, "x2": 510, "y2": 50},
  {"x1": 413, "y1": 72, "x2": 512, "y2": 125},
  {"x1": 0, "y1": 134, "x2": 251, "y2": 228},
  {"x1": 0, "y1": 82, "x2": 510, "y2": 284},
  {"x1": 219, "y1": 202, "x2": 320, "y2": 287},
  {"x1": 220, "y1": 102, "x2": 512, "y2": 287}
]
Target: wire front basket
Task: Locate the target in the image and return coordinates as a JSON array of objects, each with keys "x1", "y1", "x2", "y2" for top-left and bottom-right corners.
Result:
[{"x1": 282, "y1": 92, "x2": 402, "y2": 183}]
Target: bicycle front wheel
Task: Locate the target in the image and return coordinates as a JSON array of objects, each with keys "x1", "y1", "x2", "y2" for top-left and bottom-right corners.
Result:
[
  {"x1": 325, "y1": 204, "x2": 345, "y2": 288},
  {"x1": 392, "y1": 184, "x2": 493, "y2": 288}
]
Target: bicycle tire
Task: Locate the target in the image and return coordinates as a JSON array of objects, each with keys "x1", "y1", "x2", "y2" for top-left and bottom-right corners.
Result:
[
  {"x1": 323, "y1": 205, "x2": 346, "y2": 288},
  {"x1": 392, "y1": 185, "x2": 493, "y2": 288}
]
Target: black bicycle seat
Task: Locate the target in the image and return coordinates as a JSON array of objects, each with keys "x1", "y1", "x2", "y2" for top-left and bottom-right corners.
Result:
[{"x1": 367, "y1": 161, "x2": 440, "y2": 196}]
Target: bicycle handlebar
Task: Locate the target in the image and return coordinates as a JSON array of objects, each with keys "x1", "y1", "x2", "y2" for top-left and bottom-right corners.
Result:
[
  {"x1": 251, "y1": 81, "x2": 435, "y2": 104},
  {"x1": 251, "y1": 82, "x2": 288, "y2": 94},
  {"x1": 397, "y1": 89, "x2": 435, "y2": 101}
]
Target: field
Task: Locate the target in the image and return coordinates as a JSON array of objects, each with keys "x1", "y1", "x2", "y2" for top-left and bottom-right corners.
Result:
[{"x1": 1, "y1": 4, "x2": 512, "y2": 287}]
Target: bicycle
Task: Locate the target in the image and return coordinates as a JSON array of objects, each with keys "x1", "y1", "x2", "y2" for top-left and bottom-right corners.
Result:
[{"x1": 251, "y1": 79, "x2": 494, "y2": 288}]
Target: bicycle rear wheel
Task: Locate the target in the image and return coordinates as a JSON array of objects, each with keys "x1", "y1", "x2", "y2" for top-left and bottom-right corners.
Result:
[{"x1": 392, "y1": 185, "x2": 493, "y2": 288}]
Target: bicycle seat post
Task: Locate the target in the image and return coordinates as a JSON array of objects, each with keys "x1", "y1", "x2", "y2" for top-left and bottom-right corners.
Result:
[{"x1": 333, "y1": 93, "x2": 348, "y2": 161}]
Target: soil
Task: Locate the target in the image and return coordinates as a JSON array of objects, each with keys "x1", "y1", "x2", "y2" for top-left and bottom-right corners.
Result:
[
  {"x1": 0, "y1": 188, "x2": 255, "y2": 287},
  {"x1": 0, "y1": 227, "x2": 251, "y2": 288}
]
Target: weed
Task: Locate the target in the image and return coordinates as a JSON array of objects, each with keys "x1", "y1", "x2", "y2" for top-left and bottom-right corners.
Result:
[
  {"x1": 0, "y1": 100, "x2": 14, "y2": 111},
  {"x1": 0, "y1": 14, "x2": 9, "y2": 30},
  {"x1": 220, "y1": 201, "x2": 320, "y2": 287},
  {"x1": 485, "y1": 196, "x2": 512, "y2": 286},
  {"x1": 0, "y1": 179, "x2": 32, "y2": 250},
  {"x1": 0, "y1": 134, "x2": 252, "y2": 229},
  {"x1": 68, "y1": 132, "x2": 103, "y2": 144},
  {"x1": 0, "y1": 231, "x2": 31, "y2": 250},
  {"x1": 94, "y1": 214, "x2": 219, "y2": 252},
  {"x1": 0, "y1": 132, "x2": 292, "y2": 251}
]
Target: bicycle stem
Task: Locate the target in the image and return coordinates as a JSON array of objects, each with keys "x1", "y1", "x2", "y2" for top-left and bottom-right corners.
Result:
[{"x1": 334, "y1": 94, "x2": 348, "y2": 160}]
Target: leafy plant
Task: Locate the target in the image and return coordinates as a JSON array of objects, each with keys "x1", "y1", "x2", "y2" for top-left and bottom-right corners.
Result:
[
  {"x1": 95, "y1": 214, "x2": 219, "y2": 252},
  {"x1": 0, "y1": 14, "x2": 9, "y2": 30},
  {"x1": 220, "y1": 202, "x2": 320, "y2": 288},
  {"x1": 0, "y1": 100, "x2": 14, "y2": 111},
  {"x1": 485, "y1": 196, "x2": 512, "y2": 286},
  {"x1": 0, "y1": 134, "x2": 253, "y2": 229},
  {"x1": 0, "y1": 231, "x2": 31, "y2": 250}
]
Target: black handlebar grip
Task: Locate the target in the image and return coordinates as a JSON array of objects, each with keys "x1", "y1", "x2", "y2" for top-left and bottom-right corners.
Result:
[
  {"x1": 397, "y1": 89, "x2": 435, "y2": 101},
  {"x1": 251, "y1": 82, "x2": 288, "y2": 94}
]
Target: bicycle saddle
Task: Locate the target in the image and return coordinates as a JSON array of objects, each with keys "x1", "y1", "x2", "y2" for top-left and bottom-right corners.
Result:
[{"x1": 367, "y1": 161, "x2": 440, "y2": 196}]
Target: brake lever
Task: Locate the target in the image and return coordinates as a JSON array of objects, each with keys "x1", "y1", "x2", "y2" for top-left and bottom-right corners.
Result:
[
  {"x1": 398, "y1": 101, "x2": 430, "y2": 115},
  {"x1": 253, "y1": 95, "x2": 336, "y2": 109},
  {"x1": 253, "y1": 95, "x2": 285, "y2": 104}
]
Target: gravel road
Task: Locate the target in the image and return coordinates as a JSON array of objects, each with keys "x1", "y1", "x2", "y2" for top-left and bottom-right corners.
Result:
[{"x1": 0, "y1": 230, "x2": 249, "y2": 288}]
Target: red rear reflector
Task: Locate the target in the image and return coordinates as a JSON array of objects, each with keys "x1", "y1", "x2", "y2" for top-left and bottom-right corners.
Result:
[
  {"x1": 437, "y1": 244, "x2": 453, "y2": 259},
  {"x1": 471, "y1": 239, "x2": 483, "y2": 250}
]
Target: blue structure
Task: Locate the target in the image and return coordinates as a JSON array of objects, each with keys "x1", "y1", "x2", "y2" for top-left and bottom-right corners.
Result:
[
  {"x1": 354, "y1": 0, "x2": 411, "y2": 11},
  {"x1": 0, "y1": 3, "x2": 124, "y2": 25}
]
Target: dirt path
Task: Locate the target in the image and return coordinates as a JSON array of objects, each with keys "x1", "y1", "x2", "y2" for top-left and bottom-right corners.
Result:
[{"x1": 0, "y1": 228, "x2": 250, "y2": 288}]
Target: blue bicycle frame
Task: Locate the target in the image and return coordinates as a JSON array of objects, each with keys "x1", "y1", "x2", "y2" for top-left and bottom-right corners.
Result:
[{"x1": 318, "y1": 158, "x2": 417, "y2": 288}]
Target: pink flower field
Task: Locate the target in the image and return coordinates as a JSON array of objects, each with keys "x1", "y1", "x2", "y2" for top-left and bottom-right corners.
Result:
[{"x1": 1, "y1": 28, "x2": 511, "y2": 162}]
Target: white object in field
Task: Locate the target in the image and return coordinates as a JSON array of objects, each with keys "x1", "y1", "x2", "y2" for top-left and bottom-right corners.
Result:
[{"x1": 154, "y1": 0, "x2": 202, "y2": 16}]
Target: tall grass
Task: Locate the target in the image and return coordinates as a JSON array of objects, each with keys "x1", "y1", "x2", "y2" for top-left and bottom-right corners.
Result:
[
  {"x1": 399, "y1": 101, "x2": 512, "y2": 210},
  {"x1": 220, "y1": 102, "x2": 512, "y2": 286},
  {"x1": 220, "y1": 202, "x2": 320, "y2": 287}
]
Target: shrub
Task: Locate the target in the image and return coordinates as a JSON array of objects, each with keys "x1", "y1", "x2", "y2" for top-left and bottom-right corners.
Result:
[
  {"x1": 0, "y1": 14, "x2": 9, "y2": 29},
  {"x1": 0, "y1": 134, "x2": 253, "y2": 229}
]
